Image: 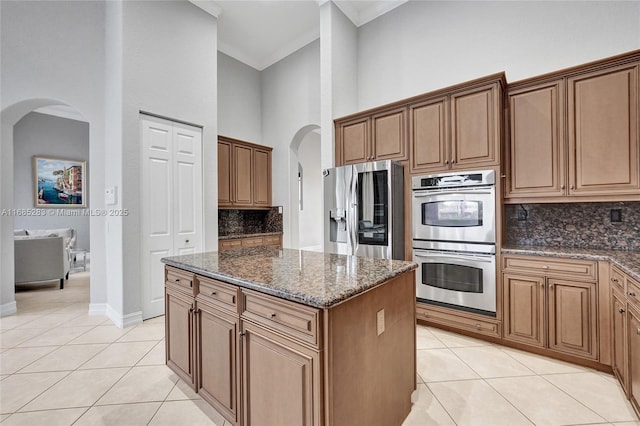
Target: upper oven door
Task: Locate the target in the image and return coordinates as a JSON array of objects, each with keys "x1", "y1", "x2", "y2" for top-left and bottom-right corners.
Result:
[{"x1": 412, "y1": 186, "x2": 495, "y2": 243}]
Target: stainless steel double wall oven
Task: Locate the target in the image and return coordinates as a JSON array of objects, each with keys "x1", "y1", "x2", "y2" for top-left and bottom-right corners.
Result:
[{"x1": 412, "y1": 170, "x2": 497, "y2": 315}]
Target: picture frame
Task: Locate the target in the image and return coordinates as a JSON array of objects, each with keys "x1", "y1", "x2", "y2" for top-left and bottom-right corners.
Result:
[{"x1": 33, "y1": 156, "x2": 86, "y2": 208}]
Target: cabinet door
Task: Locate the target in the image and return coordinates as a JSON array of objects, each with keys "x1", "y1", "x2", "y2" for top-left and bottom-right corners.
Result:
[
  {"x1": 253, "y1": 148, "x2": 271, "y2": 207},
  {"x1": 568, "y1": 63, "x2": 639, "y2": 196},
  {"x1": 196, "y1": 302, "x2": 239, "y2": 424},
  {"x1": 506, "y1": 81, "x2": 566, "y2": 198},
  {"x1": 233, "y1": 144, "x2": 253, "y2": 207},
  {"x1": 410, "y1": 97, "x2": 450, "y2": 173},
  {"x1": 242, "y1": 321, "x2": 320, "y2": 426},
  {"x1": 612, "y1": 291, "x2": 629, "y2": 393},
  {"x1": 629, "y1": 304, "x2": 640, "y2": 414},
  {"x1": 218, "y1": 140, "x2": 233, "y2": 207},
  {"x1": 450, "y1": 83, "x2": 501, "y2": 169},
  {"x1": 337, "y1": 117, "x2": 370, "y2": 165},
  {"x1": 371, "y1": 106, "x2": 408, "y2": 162},
  {"x1": 503, "y1": 273, "x2": 546, "y2": 347},
  {"x1": 165, "y1": 288, "x2": 195, "y2": 388},
  {"x1": 547, "y1": 279, "x2": 597, "y2": 359}
]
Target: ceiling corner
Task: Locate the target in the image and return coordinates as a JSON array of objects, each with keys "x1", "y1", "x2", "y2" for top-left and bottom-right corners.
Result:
[{"x1": 189, "y1": 0, "x2": 223, "y2": 18}]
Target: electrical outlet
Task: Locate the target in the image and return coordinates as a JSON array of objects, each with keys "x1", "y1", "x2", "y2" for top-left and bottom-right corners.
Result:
[
  {"x1": 610, "y1": 209, "x2": 622, "y2": 223},
  {"x1": 377, "y1": 309, "x2": 385, "y2": 336}
]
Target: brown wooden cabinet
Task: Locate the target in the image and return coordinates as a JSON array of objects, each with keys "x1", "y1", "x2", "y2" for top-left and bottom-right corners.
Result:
[
  {"x1": 502, "y1": 255, "x2": 598, "y2": 360},
  {"x1": 336, "y1": 106, "x2": 407, "y2": 166},
  {"x1": 218, "y1": 234, "x2": 282, "y2": 252},
  {"x1": 612, "y1": 289, "x2": 628, "y2": 392},
  {"x1": 165, "y1": 269, "x2": 196, "y2": 389},
  {"x1": 410, "y1": 78, "x2": 503, "y2": 174},
  {"x1": 241, "y1": 320, "x2": 320, "y2": 426},
  {"x1": 629, "y1": 303, "x2": 640, "y2": 414},
  {"x1": 218, "y1": 136, "x2": 272, "y2": 208},
  {"x1": 505, "y1": 51, "x2": 640, "y2": 202},
  {"x1": 567, "y1": 63, "x2": 639, "y2": 197}
]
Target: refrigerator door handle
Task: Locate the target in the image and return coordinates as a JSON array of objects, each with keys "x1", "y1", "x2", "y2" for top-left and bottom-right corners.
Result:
[{"x1": 350, "y1": 167, "x2": 358, "y2": 255}]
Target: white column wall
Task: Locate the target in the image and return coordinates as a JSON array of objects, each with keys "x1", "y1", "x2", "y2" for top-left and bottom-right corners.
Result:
[
  {"x1": 0, "y1": 0, "x2": 107, "y2": 316},
  {"x1": 119, "y1": 0, "x2": 218, "y2": 324}
]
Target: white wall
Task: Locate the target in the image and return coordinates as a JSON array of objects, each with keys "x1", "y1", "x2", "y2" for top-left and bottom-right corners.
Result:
[
  {"x1": 13, "y1": 112, "x2": 91, "y2": 251},
  {"x1": 119, "y1": 0, "x2": 218, "y2": 321},
  {"x1": 218, "y1": 52, "x2": 262, "y2": 142},
  {"x1": 357, "y1": 1, "x2": 640, "y2": 110},
  {"x1": 261, "y1": 39, "x2": 321, "y2": 248},
  {"x1": 297, "y1": 131, "x2": 322, "y2": 249},
  {"x1": 0, "y1": 0, "x2": 107, "y2": 315}
]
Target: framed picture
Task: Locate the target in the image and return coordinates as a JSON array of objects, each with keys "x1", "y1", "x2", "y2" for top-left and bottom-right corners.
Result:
[{"x1": 33, "y1": 156, "x2": 86, "y2": 207}]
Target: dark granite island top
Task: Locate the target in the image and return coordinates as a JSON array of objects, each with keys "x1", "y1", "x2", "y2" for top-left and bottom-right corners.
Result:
[{"x1": 162, "y1": 246, "x2": 417, "y2": 308}]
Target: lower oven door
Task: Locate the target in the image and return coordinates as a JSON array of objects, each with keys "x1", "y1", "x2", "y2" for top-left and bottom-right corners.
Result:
[{"x1": 413, "y1": 249, "x2": 496, "y2": 315}]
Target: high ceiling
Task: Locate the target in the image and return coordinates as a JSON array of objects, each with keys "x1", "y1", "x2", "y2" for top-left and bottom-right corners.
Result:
[{"x1": 196, "y1": 0, "x2": 408, "y2": 71}]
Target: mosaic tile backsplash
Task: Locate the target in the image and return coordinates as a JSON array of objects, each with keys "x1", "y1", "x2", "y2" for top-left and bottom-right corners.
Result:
[
  {"x1": 219, "y1": 207, "x2": 283, "y2": 236},
  {"x1": 504, "y1": 202, "x2": 640, "y2": 251}
]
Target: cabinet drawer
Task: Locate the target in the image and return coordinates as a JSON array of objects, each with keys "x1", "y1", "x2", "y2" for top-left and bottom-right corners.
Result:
[
  {"x1": 628, "y1": 275, "x2": 640, "y2": 308},
  {"x1": 416, "y1": 303, "x2": 501, "y2": 338},
  {"x1": 166, "y1": 266, "x2": 195, "y2": 295},
  {"x1": 263, "y1": 235, "x2": 281, "y2": 246},
  {"x1": 242, "y1": 289, "x2": 320, "y2": 347},
  {"x1": 241, "y1": 237, "x2": 264, "y2": 248},
  {"x1": 503, "y1": 255, "x2": 597, "y2": 280},
  {"x1": 219, "y1": 239, "x2": 242, "y2": 251},
  {"x1": 196, "y1": 276, "x2": 239, "y2": 314},
  {"x1": 611, "y1": 266, "x2": 627, "y2": 294}
]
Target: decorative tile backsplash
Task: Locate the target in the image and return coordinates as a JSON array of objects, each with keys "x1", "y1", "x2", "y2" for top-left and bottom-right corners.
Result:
[
  {"x1": 219, "y1": 207, "x2": 283, "y2": 236},
  {"x1": 504, "y1": 202, "x2": 640, "y2": 251}
]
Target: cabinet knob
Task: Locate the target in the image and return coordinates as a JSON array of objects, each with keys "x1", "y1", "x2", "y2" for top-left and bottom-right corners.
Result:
[
  {"x1": 619, "y1": 307, "x2": 626, "y2": 314},
  {"x1": 543, "y1": 265, "x2": 549, "y2": 269},
  {"x1": 475, "y1": 323, "x2": 482, "y2": 330},
  {"x1": 560, "y1": 184, "x2": 565, "y2": 189},
  {"x1": 630, "y1": 292, "x2": 637, "y2": 297},
  {"x1": 210, "y1": 291, "x2": 217, "y2": 296},
  {"x1": 612, "y1": 278, "x2": 619, "y2": 283},
  {"x1": 445, "y1": 160, "x2": 449, "y2": 165},
  {"x1": 239, "y1": 331, "x2": 246, "y2": 337},
  {"x1": 451, "y1": 160, "x2": 456, "y2": 164},
  {"x1": 270, "y1": 312, "x2": 277, "y2": 318},
  {"x1": 185, "y1": 239, "x2": 190, "y2": 244},
  {"x1": 570, "y1": 185, "x2": 575, "y2": 190}
]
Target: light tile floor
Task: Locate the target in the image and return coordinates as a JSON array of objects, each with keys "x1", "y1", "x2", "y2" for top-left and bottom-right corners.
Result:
[{"x1": 0, "y1": 272, "x2": 639, "y2": 426}]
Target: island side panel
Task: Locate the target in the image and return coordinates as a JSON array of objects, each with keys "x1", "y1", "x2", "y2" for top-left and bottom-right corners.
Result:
[{"x1": 325, "y1": 270, "x2": 416, "y2": 426}]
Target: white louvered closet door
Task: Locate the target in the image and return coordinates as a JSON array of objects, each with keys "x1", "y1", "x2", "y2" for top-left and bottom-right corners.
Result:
[{"x1": 141, "y1": 114, "x2": 203, "y2": 319}]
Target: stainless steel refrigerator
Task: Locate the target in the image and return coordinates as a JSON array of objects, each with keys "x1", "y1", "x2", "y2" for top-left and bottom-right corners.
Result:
[{"x1": 323, "y1": 160, "x2": 404, "y2": 260}]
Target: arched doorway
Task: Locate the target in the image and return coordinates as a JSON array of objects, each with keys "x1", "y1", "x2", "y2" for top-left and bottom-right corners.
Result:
[
  {"x1": 289, "y1": 124, "x2": 321, "y2": 251},
  {"x1": 1, "y1": 99, "x2": 92, "y2": 316}
]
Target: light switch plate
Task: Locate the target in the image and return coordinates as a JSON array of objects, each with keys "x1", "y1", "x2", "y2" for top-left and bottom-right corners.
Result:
[
  {"x1": 377, "y1": 309, "x2": 385, "y2": 336},
  {"x1": 105, "y1": 186, "x2": 117, "y2": 205}
]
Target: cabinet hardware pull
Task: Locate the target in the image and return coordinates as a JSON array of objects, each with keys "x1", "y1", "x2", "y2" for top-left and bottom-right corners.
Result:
[
  {"x1": 475, "y1": 323, "x2": 481, "y2": 329},
  {"x1": 561, "y1": 184, "x2": 565, "y2": 189},
  {"x1": 210, "y1": 291, "x2": 217, "y2": 296},
  {"x1": 189, "y1": 307, "x2": 194, "y2": 313},
  {"x1": 543, "y1": 265, "x2": 549, "y2": 269},
  {"x1": 175, "y1": 278, "x2": 180, "y2": 282},
  {"x1": 445, "y1": 160, "x2": 449, "y2": 165},
  {"x1": 619, "y1": 308, "x2": 626, "y2": 313},
  {"x1": 611, "y1": 278, "x2": 618, "y2": 283},
  {"x1": 629, "y1": 292, "x2": 637, "y2": 297},
  {"x1": 451, "y1": 160, "x2": 456, "y2": 164},
  {"x1": 570, "y1": 185, "x2": 575, "y2": 190},
  {"x1": 270, "y1": 313, "x2": 277, "y2": 318},
  {"x1": 239, "y1": 331, "x2": 246, "y2": 337}
]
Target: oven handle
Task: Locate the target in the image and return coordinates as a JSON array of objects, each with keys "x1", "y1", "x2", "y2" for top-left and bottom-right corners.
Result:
[
  {"x1": 413, "y1": 251, "x2": 494, "y2": 263},
  {"x1": 413, "y1": 188, "x2": 494, "y2": 197}
]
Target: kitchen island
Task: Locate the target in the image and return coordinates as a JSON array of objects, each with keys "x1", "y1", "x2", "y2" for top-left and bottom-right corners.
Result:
[{"x1": 161, "y1": 247, "x2": 417, "y2": 426}]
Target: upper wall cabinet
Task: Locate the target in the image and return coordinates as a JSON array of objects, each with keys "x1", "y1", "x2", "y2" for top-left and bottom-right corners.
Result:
[
  {"x1": 410, "y1": 78, "x2": 504, "y2": 174},
  {"x1": 505, "y1": 51, "x2": 640, "y2": 202},
  {"x1": 335, "y1": 106, "x2": 408, "y2": 166},
  {"x1": 218, "y1": 136, "x2": 272, "y2": 209}
]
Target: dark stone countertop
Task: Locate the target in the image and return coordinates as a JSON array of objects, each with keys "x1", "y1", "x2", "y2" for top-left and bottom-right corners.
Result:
[
  {"x1": 218, "y1": 232, "x2": 282, "y2": 240},
  {"x1": 162, "y1": 247, "x2": 417, "y2": 309},
  {"x1": 502, "y1": 245, "x2": 640, "y2": 282}
]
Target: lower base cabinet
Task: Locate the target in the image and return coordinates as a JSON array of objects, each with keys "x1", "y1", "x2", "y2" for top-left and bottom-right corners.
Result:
[
  {"x1": 242, "y1": 321, "x2": 320, "y2": 426},
  {"x1": 165, "y1": 287, "x2": 195, "y2": 387},
  {"x1": 612, "y1": 290, "x2": 628, "y2": 392},
  {"x1": 629, "y1": 303, "x2": 640, "y2": 413},
  {"x1": 196, "y1": 301, "x2": 239, "y2": 423}
]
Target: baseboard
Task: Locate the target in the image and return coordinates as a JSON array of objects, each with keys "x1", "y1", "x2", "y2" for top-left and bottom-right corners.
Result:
[
  {"x1": 88, "y1": 303, "x2": 107, "y2": 316},
  {"x1": 0, "y1": 300, "x2": 17, "y2": 316},
  {"x1": 106, "y1": 305, "x2": 143, "y2": 329}
]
